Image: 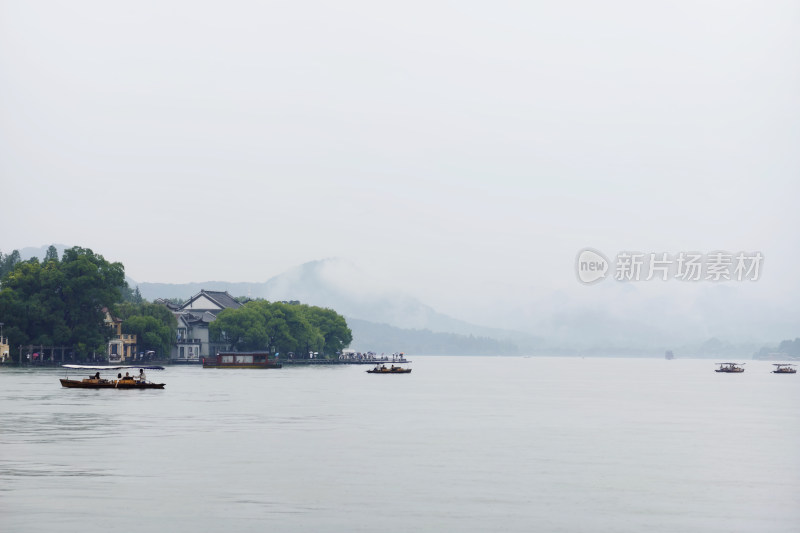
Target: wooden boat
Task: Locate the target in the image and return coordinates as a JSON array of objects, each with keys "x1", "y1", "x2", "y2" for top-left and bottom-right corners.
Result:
[
  {"x1": 772, "y1": 364, "x2": 797, "y2": 374},
  {"x1": 60, "y1": 365, "x2": 166, "y2": 389},
  {"x1": 366, "y1": 365, "x2": 412, "y2": 374},
  {"x1": 202, "y1": 352, "x2": 282, "y2": 369},
  {"x1": 715, "y1": 362, "x2": 745, "y2": 373}
]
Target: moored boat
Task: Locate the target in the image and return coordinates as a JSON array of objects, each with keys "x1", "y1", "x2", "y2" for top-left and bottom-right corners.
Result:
[
  {"x1": 772, "y1": 364, "x2": 797, "y2": 374},
  {"x1": 715, "y1": 362, "x2": 745, "y2": 373},
  {"x1": 203, "y1": 352, "x2": 282, "y2": 369},
  {"x1": 59, "y1": 365, "x2": 166, "y2": 389}
]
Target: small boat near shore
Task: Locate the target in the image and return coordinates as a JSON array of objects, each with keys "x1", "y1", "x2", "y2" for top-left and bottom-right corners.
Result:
[
  {"x1": 59, "y1": 365, "x2": 166, "y2": 389},
  {"x1": 715, "y1": 362, "x2": 745, "y2": 373},
  {"x1": 366, "y1": 364, "x2": 412, "y2": 374},
  {"x1": 772, "y1": 364, "x2": 797, "y2": 374}
]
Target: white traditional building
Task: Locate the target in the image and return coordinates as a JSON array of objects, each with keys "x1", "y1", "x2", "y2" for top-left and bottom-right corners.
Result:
[{"x1": 158, "y1": 290, "x2": 242, "y2": 363}]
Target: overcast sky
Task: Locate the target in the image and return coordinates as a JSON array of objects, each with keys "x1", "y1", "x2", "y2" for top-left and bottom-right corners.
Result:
[{"x1": 1, "y1": 1, "x2": 798, "y2": 336}]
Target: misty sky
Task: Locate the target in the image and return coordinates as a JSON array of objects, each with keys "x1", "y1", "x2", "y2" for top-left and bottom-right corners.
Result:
[{"x1": 1, "y1": 1, "x2": 798, "y2": 339}]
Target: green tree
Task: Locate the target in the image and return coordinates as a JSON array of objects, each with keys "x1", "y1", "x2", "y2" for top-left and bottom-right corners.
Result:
[
  {"x1": 44, "y1": 245, "x2": 59, "y2": 263},
  {"x1": 0, "y1": 247, "x2": 125, "y2": 358},
  {"x1": 299, "y1": 305, "x2": 353, "y2": 355},
  {"x1": 274, "y1": 302, "x2": 321, "y2": 356},
  {"x1": 210, "y1": 301, "x2": 287, "y2": 352},
  {"x1": 120, "y1": 284, "x2": 144, "y2": 303},
  {"x1": 115, "y1": 302, "x2": 177, "y2": 357},
  {"x1": 0, "y1": 249, "x2": 21, "y2": 283},
  {"x1": 209, "y1": 300, "x2": 351, "y2": 357},
  {"x1": 59, "y1": 247, "x2": 125, "y2": 352}
]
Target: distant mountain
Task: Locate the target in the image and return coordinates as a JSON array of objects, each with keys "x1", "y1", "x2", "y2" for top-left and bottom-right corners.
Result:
[
  {"x1": 347, "y1": 318, "x2": 519, "y2": 355},
  {"x1": 131, "y1": 258, "x2": 551, "y2": 354},
  {"x1": 135, "y1": 258, "x2": 530, "y2": 339},
  {"x1": 10, "y1": 246, "x2": 790, "y2": 357},
  {"x1": 17, "y1": 244, "x2": 70, "y2": 261},
  {"x1": 134, "y1": 280, "x2": 267, "y2": 301}
]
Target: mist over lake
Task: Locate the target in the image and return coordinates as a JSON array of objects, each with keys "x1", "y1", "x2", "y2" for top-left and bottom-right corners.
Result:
[{"x1": 2, "y1": 357, "x2": 798, "y2": 533}]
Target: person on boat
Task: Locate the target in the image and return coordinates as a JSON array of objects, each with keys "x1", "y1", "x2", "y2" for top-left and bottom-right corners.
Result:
[
  {"x1": 118, "y1": 373, "x2": 122, "y2": 379},
  {"x1": 138, "y1": 368, "x2": 146, "y2": 382}
]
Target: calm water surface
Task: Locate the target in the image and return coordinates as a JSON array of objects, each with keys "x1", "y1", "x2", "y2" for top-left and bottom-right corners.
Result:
[{"x1": 1, "y1": 357, "x2": 798, "y2": 532}]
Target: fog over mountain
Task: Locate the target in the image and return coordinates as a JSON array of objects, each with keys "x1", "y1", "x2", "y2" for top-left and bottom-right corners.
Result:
[
  {"x1": 5, "y1": 245, "x2": 796, "y2": 356},
  {"x1": 130, "y1": 257, "x2": 796, "y2": 357},
  {"x1": 135, "y1": 258, "x2": 529, "y2": 338}
]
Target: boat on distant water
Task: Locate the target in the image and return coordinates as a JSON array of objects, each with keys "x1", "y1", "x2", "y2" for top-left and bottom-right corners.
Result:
[
  {"x1": 665, "y1": 350, "x2": 674, "y2": 360},
  {"x1": 59, "y1": 365, "x2": 166, "y2": 389},
  {"x1": 202, "y1": 352, "x2": 282, "y2": 369},
  {"x1": 366, "y1": 364, "x2": 412, "y2": 374},
  {"x1": 772, "y1": 364, "x2": 797, "y2": 374},
  {"x1": 715, "y1": 362, "x2": 745, "y2": 373}
]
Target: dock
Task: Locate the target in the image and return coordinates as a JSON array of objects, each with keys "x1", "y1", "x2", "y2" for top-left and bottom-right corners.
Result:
[{"x1": 277, "y1": 358, "x2": 410, "y2": 366}]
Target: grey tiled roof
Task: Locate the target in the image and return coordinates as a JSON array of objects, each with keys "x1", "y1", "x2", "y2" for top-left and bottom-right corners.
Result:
[
  {"x1": 179, "y1": 311, "x2": 214, "y2": 326},
  {"x1": 155, "y1": 298, "x2": 181, "y2": 311},
  {"x1": 202, "y1": 290, "x2": 242, "y2": 309},
  {"x1": 175, "y1": 313, "x2": 190, "y2": 327},
  {"x1": 180, "y1": 290, "x2": 242, "y2": 311}
]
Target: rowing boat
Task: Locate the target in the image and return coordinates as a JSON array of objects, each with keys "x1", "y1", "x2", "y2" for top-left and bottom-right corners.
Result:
[{"x1": 59, "y1": 364, "x2": 166, "y2": 389}]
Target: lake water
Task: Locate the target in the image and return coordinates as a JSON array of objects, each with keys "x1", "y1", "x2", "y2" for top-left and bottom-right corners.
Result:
[{"x1": 1, "y1": 357, "x2": 798, "y2": 532}]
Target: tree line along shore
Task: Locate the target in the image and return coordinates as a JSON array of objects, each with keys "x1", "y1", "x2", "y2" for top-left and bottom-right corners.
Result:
[{"x1": 0, "y1": 246, "x2": 352, "y2": 363}]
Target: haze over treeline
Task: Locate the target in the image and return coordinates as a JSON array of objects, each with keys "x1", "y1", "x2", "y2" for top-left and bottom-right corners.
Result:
[{"x1": 5, "y1": 245, "x2": 796, "y2": 358}]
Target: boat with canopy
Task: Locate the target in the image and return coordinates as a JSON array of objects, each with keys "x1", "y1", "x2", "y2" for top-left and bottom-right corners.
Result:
[
  {"x1": 772, "y1": 364, "x2": 797, "y2": 374},
  {"x1": 60, "y1": 364, "x2": 166, "y2": 389},
  {"x1": 715, "y1": 362, "x2": 745, "y2": 373},
  {"x1": 366, "y1": 364, "x2": 412, "y2": 374}
]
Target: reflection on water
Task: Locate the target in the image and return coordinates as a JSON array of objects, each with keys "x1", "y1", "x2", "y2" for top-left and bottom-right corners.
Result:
[
  {"x1": 1, "y1": 413, "x2": 118, "y2": 443},
  {"x1": 1, "y1": 358, "x2": 798, "y2": 533},
  {"x1": 0, "y1": 460, "x2": 109, "y2": 478}
]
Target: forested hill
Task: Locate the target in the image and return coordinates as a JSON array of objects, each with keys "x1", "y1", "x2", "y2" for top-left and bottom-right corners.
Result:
[
  {"x1": 132, "y1": 259, "x2": 512, "y2": 336},
  {"x1": 347, "y1": 318, "x2": 519, "y2": 355},
  {"x1": 129, "y1": 259, "x2": 544, "y2": 355}
]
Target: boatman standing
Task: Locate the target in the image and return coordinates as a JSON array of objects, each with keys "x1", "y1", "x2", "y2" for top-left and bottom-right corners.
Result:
[{"x1": 138, "y1": 368, "x2": 146, "y2": 383}]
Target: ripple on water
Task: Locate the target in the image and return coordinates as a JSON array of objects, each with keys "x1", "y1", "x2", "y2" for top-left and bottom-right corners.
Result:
[{"x1": 0, "y1": 460, "x2": 110, "y2": 479}]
